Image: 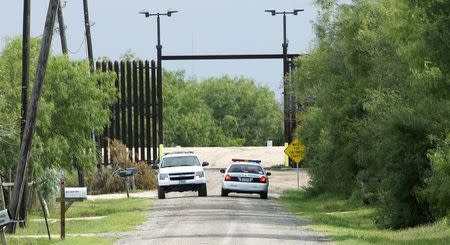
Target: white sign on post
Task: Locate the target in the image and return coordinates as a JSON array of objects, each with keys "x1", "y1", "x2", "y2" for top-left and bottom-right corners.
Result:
[
  {"x1": 0, "y1": 209, "x2": 11, "y2": 227},
  {"x1": 64, "y1": 187, "x2": 87, "y2": 199}
]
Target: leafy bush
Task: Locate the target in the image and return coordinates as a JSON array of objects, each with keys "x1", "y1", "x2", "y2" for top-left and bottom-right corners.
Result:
[
  {"x1": 420, "y1": 134, "x2": 450, "y2": 218},
  {"x1": 293, "y1": 0, "x2": 450, "y2": 228}
]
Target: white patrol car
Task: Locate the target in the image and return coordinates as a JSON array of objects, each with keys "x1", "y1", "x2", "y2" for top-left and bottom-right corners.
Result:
[
  {"x1": 220, "y1": 159, "x2": 271, "y2": 199},
  {"x1": 154, "y1": 151, "x2": 209, "y2": 199}
]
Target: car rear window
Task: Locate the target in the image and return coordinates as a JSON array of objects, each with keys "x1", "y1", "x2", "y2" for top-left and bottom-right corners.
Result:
[{"x1": 228, "y1": 164, "x2": 264, "y2": 174}]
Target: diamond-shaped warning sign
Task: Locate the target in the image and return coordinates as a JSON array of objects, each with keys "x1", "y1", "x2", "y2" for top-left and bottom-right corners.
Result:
[{"x1": 284, "y1": 139, "x2": 306, "y2": 164}]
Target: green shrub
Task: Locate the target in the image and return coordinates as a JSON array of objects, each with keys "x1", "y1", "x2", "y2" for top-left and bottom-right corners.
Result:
[
  {"x1": 420, "y1": 134, "x2": 450, "y2": 218},
  {"x1": 292, "y1": 0, "x2": 450, "y2": 229}
]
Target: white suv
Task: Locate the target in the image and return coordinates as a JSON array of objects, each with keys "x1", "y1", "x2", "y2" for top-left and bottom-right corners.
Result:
[{"x1": 155, "y1": 152, "x2": 209, "y2": 199}]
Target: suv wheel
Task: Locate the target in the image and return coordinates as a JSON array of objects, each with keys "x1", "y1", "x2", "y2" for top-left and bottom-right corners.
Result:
[
  {"x1": 260, "y1": 191, "x2": 268, "y2": 199},
  {"x1": 158, "y1": 186, "x2": 166, "y2": 199},
  {"x1": 198, "y1": 184, "x2": 207, "y2": 197},
  {"x1": 221, "y1": 188, "x2": 228, "y2": 197}
]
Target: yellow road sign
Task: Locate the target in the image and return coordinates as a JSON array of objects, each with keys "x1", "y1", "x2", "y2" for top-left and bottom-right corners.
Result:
[{"x1": 284, "y1": 139, "x2": 306, "y2": 164}]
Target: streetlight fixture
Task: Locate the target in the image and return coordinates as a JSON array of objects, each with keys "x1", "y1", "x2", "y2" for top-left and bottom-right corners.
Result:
[
  {"x1": 265, "y1": 9, "x2": 304, "y2": 145},
  {"x1": 139, "y1": 10, "x2": 178, "y2": 146}
]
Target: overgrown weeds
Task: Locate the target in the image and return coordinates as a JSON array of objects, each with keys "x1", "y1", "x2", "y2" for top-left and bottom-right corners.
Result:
[{"x1": 88, "y1": 140, "x2": 157, "y2": 194}]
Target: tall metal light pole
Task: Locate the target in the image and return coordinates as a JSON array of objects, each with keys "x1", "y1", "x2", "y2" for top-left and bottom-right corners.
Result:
[
  {"x1": 265, "y1": 9, "x2": 304, "y2": 145},
  {"x1": 139, "y1": 10, "x2": 177, "y2": 148}
]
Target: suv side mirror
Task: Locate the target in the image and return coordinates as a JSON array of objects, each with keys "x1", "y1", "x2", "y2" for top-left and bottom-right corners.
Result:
[
  {"x1": 152, "y1": 164, "x2": 159, "y2": 170},
  {"x1": 202, "y1": 161, "x2": 209, "y2": 167},
  {"x1": 266, "y1": 172, "x2": 271, "y2": 176},
  {"x1": 219, "y1": 169, "x2": 225, "y2": 173}
]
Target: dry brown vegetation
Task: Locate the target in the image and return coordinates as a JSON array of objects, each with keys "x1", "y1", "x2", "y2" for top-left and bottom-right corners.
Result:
[{"x1": 88, "y1": 139, "x2": 157, "y2": 194}]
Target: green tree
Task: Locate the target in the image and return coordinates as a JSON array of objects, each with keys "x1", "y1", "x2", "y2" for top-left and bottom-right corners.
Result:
[
  {"x1": 292, "y1": 0, "x2": 450, "y2": 228},
  {"x1": 0, "y1": 37, "x2": 116, "y2": 193},
  {"x1": 163, "y1": 71, "x2": 227, "y2": 146},
  {"x1": 162, "y1": 72, "x2": 283, "y2": 147},
  {"x1": 199, "y1": 76, "x2": 283, "y2": 146}
]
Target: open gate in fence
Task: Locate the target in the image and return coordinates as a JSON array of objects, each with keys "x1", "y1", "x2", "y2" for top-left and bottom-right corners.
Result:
[{"x1": 95, "y1": 60, "x2": 161, "y2": 165}]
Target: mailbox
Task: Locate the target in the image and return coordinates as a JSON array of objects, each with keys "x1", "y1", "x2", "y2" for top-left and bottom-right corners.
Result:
[
  {"x1": 64, "y1": 187, "x2": 87, "y2": 199},
  {"x1": 0, "y1": 209, "x2": 12, "y2": 227},
  {"x1": 119, "y1": 170, "x2": 133, "y2": 177},
  {"x1": 127, "y1": 167, "x2": 137, "y2": 174}
]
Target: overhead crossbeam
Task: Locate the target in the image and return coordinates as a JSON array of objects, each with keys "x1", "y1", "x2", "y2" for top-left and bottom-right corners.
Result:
[{"x1": 161, "y1": 54, "x2": 303, "y2": 60}]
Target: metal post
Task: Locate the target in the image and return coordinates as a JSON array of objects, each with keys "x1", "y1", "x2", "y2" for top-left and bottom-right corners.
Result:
[
  {"x1": 151, "y1": 61, "x2": 158, "y2": 163},
  {"x1": 139, "y1": 11, "x2": 178, "y2": 150},
  {"x1": 102, "y1": 62, "x2": 109, "y2": 165},
  {"x1": 265, "y1": 9, "x2": 303, "y2": 156},
  {"x1": 156, "y1": 14, "x2": 164, "y2": 146},
  {"x1": 144, "y1": 60, "x2": 151, "y2": 162},
  {"x1": 114, "y1": 61, "x2": 121, "y2": 139},
  {"x1": 133, "y1": 61, "x2": 139, "y2": 160},
  {"x1": 120, "y1": 61, "x2": 126, "y2": 142},
  {"x1": 139, "y1": 61, "x2": 145, "y2": 161},
  {"x1": 108, "y1": 61, "x2": 115, "y2": 140},
  {"x1": 125, "y1": 177, "x2": 130, "y2": 198},
  {"x1": 282, "y1": 12, "x2": 290, "y2": 144},
  {"x1": 127, "y1": 61, "x2": 133, "y2": 149}
]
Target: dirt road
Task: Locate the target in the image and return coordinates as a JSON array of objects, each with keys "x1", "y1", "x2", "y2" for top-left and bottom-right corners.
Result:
[{"x1": 115, "y1": 169, "x2": 330, "y2": 245}]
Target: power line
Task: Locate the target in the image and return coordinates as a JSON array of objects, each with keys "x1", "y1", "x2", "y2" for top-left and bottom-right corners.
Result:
[{"x1": 67, "y1": 34, "x2": 85, "y2": 55}]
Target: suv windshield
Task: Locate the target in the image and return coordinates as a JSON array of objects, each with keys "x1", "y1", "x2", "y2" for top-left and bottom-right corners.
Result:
[
  {"x1": 161, "y1": 156, "x2": 200, "y2": 168},
  {"x1": 228, "y1": 164, "x2": 264, "y2": 174}
]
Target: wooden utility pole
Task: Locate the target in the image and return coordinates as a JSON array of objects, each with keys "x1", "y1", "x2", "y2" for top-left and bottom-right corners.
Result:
[
  {"x1": 21, "y1": 0, "x2": 30, "y2": 142},
  {"x1": 18, "y1": 0, "x2": 31, "y2": 229},
  {"x1": 83, "y1": 0, "x2": 94, "y2": 71},
  {"x1": 8, "y1": 0, "x2": 59, "y2": 233},
  {"x1": 79, "y1": 0, "x2": 95, "y2": 187},
  {"x1": 57, "y1": 0, "x2": 68, "y2": 54}
]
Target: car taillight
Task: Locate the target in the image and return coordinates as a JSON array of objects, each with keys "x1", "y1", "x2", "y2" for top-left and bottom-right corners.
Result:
[
  {"x1": 260, "y1": 176, "x2": 267, "y2": 183},
  {"x1": 224, "y1": 174, "x2": 232, "y2": 181}
]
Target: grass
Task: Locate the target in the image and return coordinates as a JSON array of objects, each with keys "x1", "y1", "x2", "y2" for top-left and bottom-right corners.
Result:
[
  {"x1": 6, "y1": 197, "x2": 151, "y2": 244},
  {"x1": 279, "y1": 189, "x2": 450, "y2": 244}
]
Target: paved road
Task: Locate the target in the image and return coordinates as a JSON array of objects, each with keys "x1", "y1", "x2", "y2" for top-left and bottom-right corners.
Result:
[{"x1": 115, "y1": 170, "x2": 330, "y2": 245}]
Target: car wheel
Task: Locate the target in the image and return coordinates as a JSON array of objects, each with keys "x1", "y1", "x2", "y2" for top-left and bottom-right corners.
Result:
[
  {"x1": 221, "y1": 188, "x2": 228, "y2": 197},
  {"x1": 260, "y1": 191, "x2": 268, "y2": 199},
  {"x1": 158, "y1": 186, "x2": 165, "y2": 199},
  {"x1": 198, "y1": 184, "x2": 207, "y2": 197}
]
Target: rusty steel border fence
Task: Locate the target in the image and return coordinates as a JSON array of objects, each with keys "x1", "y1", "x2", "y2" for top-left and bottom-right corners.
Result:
[{"x1": 95, "y1": 60, "x2": 159, "y2": 165}]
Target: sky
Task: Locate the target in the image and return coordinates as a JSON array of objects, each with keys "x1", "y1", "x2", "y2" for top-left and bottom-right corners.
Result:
[{"x1": 0, "y1": 0, "x2": 319, "y2": 101}]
